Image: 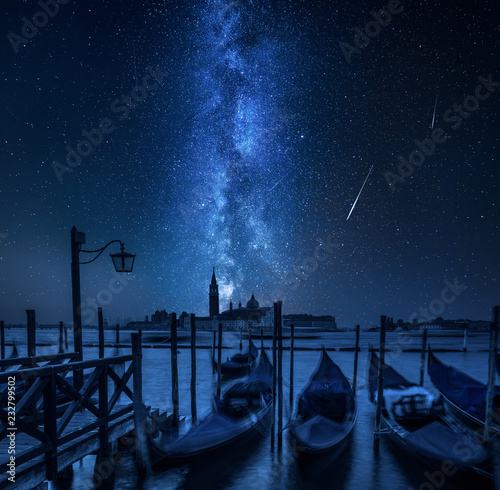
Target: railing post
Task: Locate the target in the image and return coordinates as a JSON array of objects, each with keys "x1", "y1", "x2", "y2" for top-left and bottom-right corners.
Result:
[
  {"x1": 98, "y1": 307, "x2": 105, "y2": 359},
  {"x1": 44, "y1": 368, "x2": 58, "y2": 480},
  {"x1": 131, "y1": 333, "x2": 149, "y2": 475},
  {"x1": 96, "y1": 359, "x2": 109, "y2": 479},
  {"x1": 59, "y1": 321, "x2": 64, "y2": 354},
  {"x1": 26, "y1": 309, "x2": 36, "y2": 358}
]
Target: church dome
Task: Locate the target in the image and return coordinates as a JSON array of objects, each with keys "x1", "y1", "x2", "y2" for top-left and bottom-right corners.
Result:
[{"x1": 246, "y1": 294, "x2": 259, "y2": 309}]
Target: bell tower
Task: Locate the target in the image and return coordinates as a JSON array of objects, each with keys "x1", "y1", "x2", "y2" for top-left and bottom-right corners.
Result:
[{"x1": 209, "y1": 268, "x2": 219, "y2": 318}]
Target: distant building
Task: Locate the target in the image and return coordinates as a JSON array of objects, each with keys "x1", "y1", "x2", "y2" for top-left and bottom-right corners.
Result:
[{"x1": 283, "y1": 314, "x2": 337, "y2": 331}]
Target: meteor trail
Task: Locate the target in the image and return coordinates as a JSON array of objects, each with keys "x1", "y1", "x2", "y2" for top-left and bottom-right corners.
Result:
[
  {"x1": 430, "y1": 94, "x2": 438, "y2": 129},
  {"x1": 346, "y1": 164, "x2": 374, "y2": 220},
  {"x1": 268, "y1": 168, "x2": 292, "y2": 192}
]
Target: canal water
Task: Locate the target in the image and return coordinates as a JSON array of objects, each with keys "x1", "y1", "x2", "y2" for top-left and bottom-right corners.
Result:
[{"x1": 4, "y1": 328, "x2": 494, "y2": 489}]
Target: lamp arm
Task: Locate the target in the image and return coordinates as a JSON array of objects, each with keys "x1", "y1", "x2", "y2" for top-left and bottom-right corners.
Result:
[{"x1": 79, "y1": 240, "x2": 124, "y2": 265}]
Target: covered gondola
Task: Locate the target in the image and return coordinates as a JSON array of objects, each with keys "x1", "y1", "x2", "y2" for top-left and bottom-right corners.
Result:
[
  {"x1": 288, "y1": 349, "x2": 356, "y2": 469},
  {"x1": 150, "y1": 348, "x2": 273, "y2": 468},
  {"x1": 368, "y1": 350, "x2": 490, "y2": 481},
  {"x1": 428, "y1": 347, "x2": 500, "y2": 437},
  {"x1": 212, "y1": 339, "x2": 259, "y2": 377}
]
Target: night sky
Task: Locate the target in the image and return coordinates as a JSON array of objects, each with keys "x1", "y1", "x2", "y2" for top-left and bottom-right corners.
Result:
[{"x1": 1, "y1": 0, "x2": 498, "y2": 327}]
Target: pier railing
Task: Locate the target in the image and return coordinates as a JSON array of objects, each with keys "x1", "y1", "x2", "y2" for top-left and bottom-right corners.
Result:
[{"x1": 0, "y1": 353, "x2": 135, "y2": 482}]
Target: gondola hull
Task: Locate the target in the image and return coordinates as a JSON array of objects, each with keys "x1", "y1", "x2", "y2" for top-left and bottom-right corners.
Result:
[
  {"x1": 150, "y1": 400, "x2": 272, "y2": 469},
  {"x1": 289, "y1": 350, "x2": 357, "y2": 470},
  {"x1": 428, "y1": 348, "x2": 500, "y2": 438}
]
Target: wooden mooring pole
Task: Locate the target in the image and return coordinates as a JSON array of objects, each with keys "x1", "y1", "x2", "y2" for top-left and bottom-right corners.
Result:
[
  {"x1": 26, "y1": 309, "x2": 36, "y2": 357},
  {"x1": 486, "y1": 307, "x2": 500, "y2": 490},
  {"x1": 98, "y1": 307, "x2": 104, "y2": 359},
  {"x1": 190, "y1": 313, "x2": 197, "y2": 424},
  {"x1": 419, "y1": 327, "x2": 428, "y2": 387},
  {"x1": 277, "y1": 301, "x2": 283, "y2": 450},
  {"x1": 131, "y1": 333, "x2": 149, "y2": 475},
  {"x1": 1, "y1": 320, "x2": 5, "y2": 360},
  {"x1": 217, "y1": 323, "x2": 223, "y2": 398},
  {"x1": 289, "y1": 323, "x2": 294, "y2": 412},
  {"x1": 64, "y1": 323, "x2": 69, "y2": 350},
  {"x1": 374, "y1": 315, "x2": 387, "y2": 451},
  {"x1": 239, "y1": 326, "x2": 242, "y2": 351},
  {"x1": 58, "y1": 321, "x2": 64, "y2": 354},
  {"x1": 212, "y1": 330, "x2": 217, "y2": 374},
  {"x1": 116, "y1": 323, "x2": 120, "y2": 346},
  {"x1": 248, "y1": 327, "x2": 252, "y2": 365},
  {"x1": 463, "y1": 327, "x2": 468, "y2": 352},
  {"x1": 485, "y1": 306, "x2": 499, "y2": 441},
  {"x1": 261, "y1": 327, "x2": 264, "y2": 351},
  {"x1": 171, "y1": 313, "x2": 179, "y2": 429},
  {"x1": 271, "y1": 302, "x2": 278, "y2": 451},
  {"x1": 352, "y1": 324, "x2": 360, "y2": 393}
]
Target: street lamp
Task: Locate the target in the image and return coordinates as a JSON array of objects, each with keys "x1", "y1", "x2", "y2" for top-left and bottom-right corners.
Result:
[{"x1": 71, "y1": 226, "x2": 135, "y2": 390}]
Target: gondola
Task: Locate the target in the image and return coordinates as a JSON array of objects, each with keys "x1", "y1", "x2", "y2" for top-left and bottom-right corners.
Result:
[
  {"x1": 368, "y1": 349, "x2": 490, "y2": 481},
  {"x1": 211, "y1": 339, "x2": 259, "y2": 377},
  {"x1": 428, "y1": 347, "x2": 500, "y2": 437},
  {"x1": 288, "y1": 349, "x2": 356, "y2": 469},
  {"x1": 150, "y1": 348, "x2": 273, "y2": 468}
]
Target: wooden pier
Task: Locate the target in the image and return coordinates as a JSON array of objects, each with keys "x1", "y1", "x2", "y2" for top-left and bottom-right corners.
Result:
[{"x1": 0, "y1": 334, "x2": 147, "y2": 489}]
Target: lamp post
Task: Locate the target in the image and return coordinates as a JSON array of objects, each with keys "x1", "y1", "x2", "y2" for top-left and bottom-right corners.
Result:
[{"x1": 71, "y1": 226, "x2": 135, "y2": 390}]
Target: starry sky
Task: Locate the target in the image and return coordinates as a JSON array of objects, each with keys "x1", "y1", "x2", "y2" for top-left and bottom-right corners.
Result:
[{"x1": 0, "y1": 0, "x2": 498, "y2": 327}]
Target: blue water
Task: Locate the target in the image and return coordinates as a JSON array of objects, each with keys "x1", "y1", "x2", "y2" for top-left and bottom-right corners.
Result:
[{"x1": 3, "y1": 327, "x2": 493, "y2": 489}]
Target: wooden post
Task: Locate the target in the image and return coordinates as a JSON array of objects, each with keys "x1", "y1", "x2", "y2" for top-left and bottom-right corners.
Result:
[
  {"x1": 248, "y1": 327, "x2": 252, "y2": 368},
  {"x1": 171, "y1": 313, "x2": 179, "y2": 428},
  {"x1": 131, "y1": 333, "x2": 148, "y2": 475},
  {"x1": 190, "y1": 313, "x2": 197, "y2": 424},
  {"x1": 271, "y1": 302, "x2": 278, "y2": 450},
  {"x1": 353, "y1": 325, "x2": 360, "y2": 393},
  {"x1": 374, "y1": 315, "x2": 387, "y2": 450},
  {"x1": 1, "y1": 320, "x2": 5, "y2": 360},
  {"x1": 261, "y1": 327, "x2": 264, "y2": 351},
  {"x1": 485, "y1": 306, "x2": 499, "y2": 441},
  {"x1": 116, "y1": 323, "x2": 120, "y2": 346},
  {"x1": 98, "y1": 307, "x2": 104, "y2": 359},
  {"x1": 64, "y1": 324, "x2": 69, "y2": 350},
  {"x1": 43, "y1": 370, "x2": 58, "y2": 480},
  {"x1": 419, "y1": 328, "x2": 428, "y2": 387},
  {"x1": 289, "y1": 323, "x2": 294, "y2": 412},
  {"x1": 277, "y1": 301, "x2": 283, "y2": 450},
  {"x1": 212, "y1": 330, "x2": 217, "y2": 374},
  {"x1": 98, "y1": 361, "x2": 109, "y2": 466},
  {"x1": 463, "y1": 327, "x2": 468, "y2": 352},
  {"x1": 58, "y1": 321, "x2": 64, "y2": 354},
  {"x1": 26, "y1": 309, "x2": 36, "y2": 357},
  {"x1": 239, "y1": 326, "x2": 242, "y2": 351},
  {"x1": 217, "y1": 323, "x2": 223, "y2": 397}
]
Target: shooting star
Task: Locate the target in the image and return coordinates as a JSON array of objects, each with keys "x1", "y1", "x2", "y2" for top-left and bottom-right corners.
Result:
[
  {"x1": 346, "y1": 165, "x2": 374, "y2": 220},
  {"x1": 430, "y1": 94, "x2": 438, "y2": 129},
  {"x1": 268, "y1": 168, "x2": 292, "y2": 192}
]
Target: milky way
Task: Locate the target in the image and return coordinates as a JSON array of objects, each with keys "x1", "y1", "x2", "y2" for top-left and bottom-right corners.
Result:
[{"x1": 172, "y1": 0, "x2": 302, "y2": 306}]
